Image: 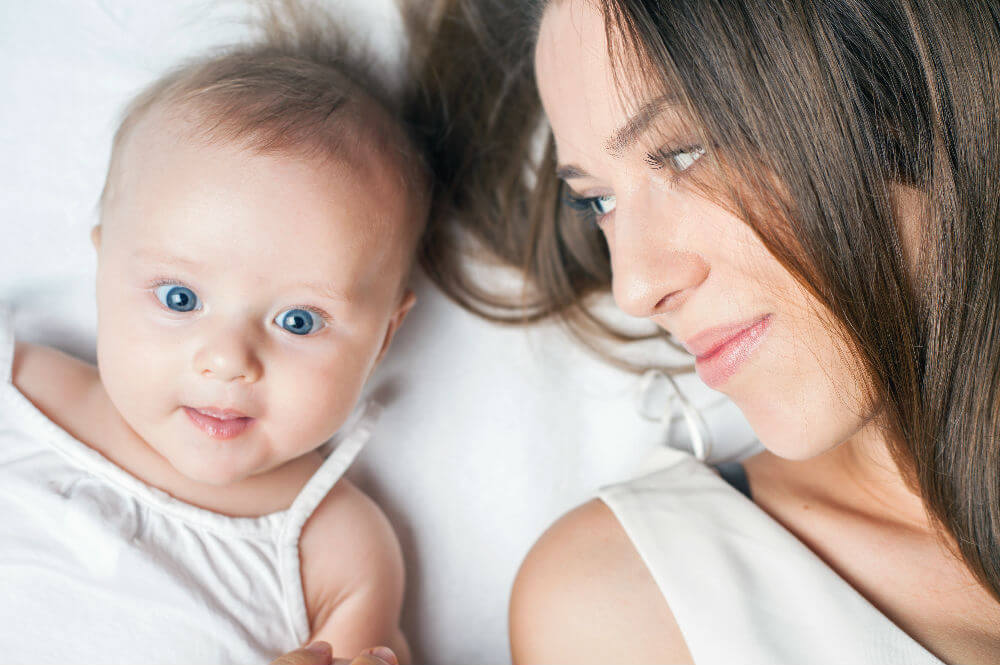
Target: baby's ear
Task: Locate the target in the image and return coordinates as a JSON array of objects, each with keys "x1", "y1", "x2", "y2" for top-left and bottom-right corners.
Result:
[
  {"x1": 374, "y1": 290, "x2": 417, "y2": 366},
  {"x1": 393, "y1": 289, "x2": 417, "y2": 321},
  {"x1": 90, "y1": 225, "x2": 102, "y2": 251}
]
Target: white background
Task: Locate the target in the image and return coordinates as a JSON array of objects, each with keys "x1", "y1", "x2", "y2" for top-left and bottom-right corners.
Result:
[{"x1": 0, "y1": 1, "x2": 757, "y2": 661}]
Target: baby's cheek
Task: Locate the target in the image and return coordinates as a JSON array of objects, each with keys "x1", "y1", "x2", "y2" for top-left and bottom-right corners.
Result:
[
  {"x1": 98, "y1": 317, "x2": 180, "y2": 422},
  {"x1": 269, "y1": 361, "x2": 361, "y2": 445}
]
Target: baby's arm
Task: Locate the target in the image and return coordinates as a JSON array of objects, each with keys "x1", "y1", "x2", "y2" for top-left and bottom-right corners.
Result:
[
  {"x1": 12, "y1": 342, "x2": 102, "y2": 426},
  {"x1": 299, "y1": 478, "x2": 410, "y2": 664}
]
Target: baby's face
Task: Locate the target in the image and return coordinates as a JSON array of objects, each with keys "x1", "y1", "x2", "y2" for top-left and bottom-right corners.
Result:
[{"x1": 94, "y1": 118, "x2": 417, "y2": 485}]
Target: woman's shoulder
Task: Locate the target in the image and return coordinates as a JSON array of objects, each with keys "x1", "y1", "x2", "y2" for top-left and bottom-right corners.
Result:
[
  {"x1": 509, "y1": 454, "x2": 773, "y2": 664},
  {"x1": 509, "y1": 497, "x2": 693, "y2": 664}
]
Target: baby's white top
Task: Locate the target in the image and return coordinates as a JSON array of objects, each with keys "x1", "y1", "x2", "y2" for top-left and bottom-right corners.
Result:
[
  {"x1": 0, "y1": 305, "x2": 375, "y2": 664},
  {"x1": 598, "y1": 447, "x2": 944, "y2": 665}
]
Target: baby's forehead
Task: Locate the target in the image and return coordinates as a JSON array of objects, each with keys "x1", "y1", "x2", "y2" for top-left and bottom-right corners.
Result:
[
  {"x1": 131, "y1": 101, "x2": 409, "y2": 181},
  {"x1": 121, "y1": 103, "x2": 421, "y2": 222},
  {"x1": 108, "y1": 106, "x2": 423, "y2": 289}
]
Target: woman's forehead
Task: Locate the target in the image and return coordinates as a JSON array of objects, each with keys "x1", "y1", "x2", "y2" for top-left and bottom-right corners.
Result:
[
  {"x1": 536, "y1": 0, "x2": 606, "y2": 72},
  {"x1": 536, "y1": 0, "x2": 668, "y2": 159}
]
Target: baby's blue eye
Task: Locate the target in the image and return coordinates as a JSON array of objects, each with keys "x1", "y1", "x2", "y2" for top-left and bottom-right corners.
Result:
[
  {"x1": 155, "y1": 284, "x2": 200, "y2": 312},
  {"x1": 275, "y1": 308, "x2": 324, "y2": 336}
]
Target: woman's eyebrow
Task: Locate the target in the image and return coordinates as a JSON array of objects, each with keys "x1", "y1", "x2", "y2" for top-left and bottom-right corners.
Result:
[
  {"x1": 605, "y1": 95, "x2": 678, "y2": 156},
  {"x1": 555, "y1": 95, "x2": 680, "y2": 179},
  {"x1": 555, "y1": 164, "x2": 589, "y2": 180}
]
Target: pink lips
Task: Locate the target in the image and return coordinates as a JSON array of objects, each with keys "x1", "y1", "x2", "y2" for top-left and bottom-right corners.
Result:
[
  {"x1": 183, "y1": 406, "x2": 255, "y2": 440},
  {"x1": 684, "y1": 315, "x2": 773, "y2": 388}
]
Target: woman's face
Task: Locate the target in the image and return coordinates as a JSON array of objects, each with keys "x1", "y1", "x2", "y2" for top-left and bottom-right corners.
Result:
[{"x1": 535, "y1": 0, "x2": 871, "y2": 460}]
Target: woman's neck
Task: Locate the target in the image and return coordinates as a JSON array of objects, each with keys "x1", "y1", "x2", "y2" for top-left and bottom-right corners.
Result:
[{"x1": 823, "y1": 423, "x2": 932, "y2": 532}]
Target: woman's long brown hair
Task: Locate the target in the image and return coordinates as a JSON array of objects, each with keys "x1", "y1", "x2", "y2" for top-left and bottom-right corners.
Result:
[{"x1": 410, "y1": 0, "x2": 1000, "y2": 599}]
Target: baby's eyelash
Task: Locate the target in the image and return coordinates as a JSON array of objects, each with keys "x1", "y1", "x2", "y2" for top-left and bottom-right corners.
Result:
[
  {"x1": 289, "y1": 304, "x2": 332, "y2": 324},
  {"x1": 148, "y1": 276, "x2": 194, "y2": 290},
  {"x1": 146, "y1": 279, "x2": 333, "y2": 326}
]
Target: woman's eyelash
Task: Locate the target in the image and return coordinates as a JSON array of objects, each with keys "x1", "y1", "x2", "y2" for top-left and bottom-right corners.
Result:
[
  {"x1": 562, "y1": 192, "x2": 616, "y2": 221},
  {"x1": 560, "y1": 144, "x2": 705, "y2": 223},
  {"x1": 645, "y1": 144, "x2": 706, "y2": 172}
]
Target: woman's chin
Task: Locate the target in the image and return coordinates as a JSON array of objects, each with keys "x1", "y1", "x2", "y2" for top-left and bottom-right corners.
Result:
[{"x1": 743, "y1": 412, "x2": 843, "y2": 462}]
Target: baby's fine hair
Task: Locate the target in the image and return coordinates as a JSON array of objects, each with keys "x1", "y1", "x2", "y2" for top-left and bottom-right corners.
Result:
[{"x1": 100, "y1": 0, "x2": 429, "y2": 221}]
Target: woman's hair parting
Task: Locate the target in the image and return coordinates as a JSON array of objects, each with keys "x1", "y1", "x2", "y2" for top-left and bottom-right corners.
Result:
[
  {"x1": 413, "y1": 0, "x2": 1000, "y2": 601},
  {"x1": 101, "y1": 0, "x2": 430, "y2": 223}
]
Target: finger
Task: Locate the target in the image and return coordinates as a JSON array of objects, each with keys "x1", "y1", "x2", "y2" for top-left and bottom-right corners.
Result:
[
  {"x1": 269, "y1": 641, "x2": 334, "y2": 665},
  {"x1": 348, "y1": 646, "x2": 399, "y2": 665}
]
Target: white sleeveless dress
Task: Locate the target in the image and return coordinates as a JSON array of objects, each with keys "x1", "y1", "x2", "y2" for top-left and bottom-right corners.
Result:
[
  {"x1": 598, "y1": 446, "x2": 944, "y2": 664},
  {"x1": 0, "y1": 305, "x2": 377, "y2": 664}
]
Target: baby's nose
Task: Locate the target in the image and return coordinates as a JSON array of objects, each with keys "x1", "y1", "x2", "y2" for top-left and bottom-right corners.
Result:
[{"x1": 193, "y1": 333, "x2": 263, "y2": 383}]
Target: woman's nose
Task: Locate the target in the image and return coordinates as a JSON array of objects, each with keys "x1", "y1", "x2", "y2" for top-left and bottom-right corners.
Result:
[
  {"x1": 193, "y1": 325, "x2": 263, "y2": 383},
  {"x1": 607, "y1": 200, "x2": 709, "y2": 318}
]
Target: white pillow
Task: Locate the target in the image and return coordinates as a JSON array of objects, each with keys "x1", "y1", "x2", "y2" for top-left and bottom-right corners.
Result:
[{"x1": 0, "y1": 2, "x2": 757, "y2": 662}]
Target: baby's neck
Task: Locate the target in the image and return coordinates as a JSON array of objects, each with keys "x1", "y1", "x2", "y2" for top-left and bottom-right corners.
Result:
[
  {"x1": 99, "y1": 414, "x2": 325, "y2": 517},
  {"x1": 19, "y1": 345, "x2": 323, "y2": 517}
]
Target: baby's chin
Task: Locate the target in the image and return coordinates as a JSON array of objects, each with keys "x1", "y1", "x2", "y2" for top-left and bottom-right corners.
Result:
[
  {"x1": 138, "y1": 429, "x2": 272, "y2": 487},
  {"x1": 163, "y1": 450, "x2": 260, "y2": 487}
]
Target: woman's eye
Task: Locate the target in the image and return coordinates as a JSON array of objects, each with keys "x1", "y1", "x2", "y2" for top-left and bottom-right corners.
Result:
[
  {"x1": 154, "y1": 284, "x2": 200, "y2": 312},
  {"x1": 564, "y1": 192, "x2": 617, "y2": 220},
  {"x1": 275, "y1": 308, "x2": 325, "y2": 336},
  {"x1": 647, "y1": 145, "x2": 706, "y2": 172},
  {"x1": 589, "y1": 195, "x2": 617, "y2": 215}
]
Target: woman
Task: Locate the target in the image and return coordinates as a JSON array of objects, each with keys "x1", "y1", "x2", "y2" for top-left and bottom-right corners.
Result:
[{"x1": 413, "y1": 0, "x2": 1000, "y2": 662}]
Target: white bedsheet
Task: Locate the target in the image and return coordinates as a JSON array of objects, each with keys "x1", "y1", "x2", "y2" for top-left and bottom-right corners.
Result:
[{"x1": 0, "y1": 2, "x2": 757, "y2": 662}]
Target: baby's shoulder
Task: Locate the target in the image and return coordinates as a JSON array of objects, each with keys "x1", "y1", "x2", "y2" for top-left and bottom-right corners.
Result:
[
  {"x1": 300, "y1": 478, "x2": 402, "y2": 565},
  {"x1": 298, "y1": 477, "x2": 405, "y2": 633},
  {"x1": 11, "y1": 342, "x2": 103, "y2": 424}
]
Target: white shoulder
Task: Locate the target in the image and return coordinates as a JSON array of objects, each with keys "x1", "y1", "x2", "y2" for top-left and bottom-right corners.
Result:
[
  {"x1": 509, "y1": 498, "x2": 692, "y2": 665},
  {"x1": 299, "y1": 478, "x2": 409, "y2": 661}
]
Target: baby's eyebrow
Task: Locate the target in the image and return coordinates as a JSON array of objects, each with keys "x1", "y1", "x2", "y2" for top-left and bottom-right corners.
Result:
[
  {"x1": 133, "y1": 249, "x2": 202, "y2": 269},
  {"x1": 134, "y1": 249, "x2": 352, "y2": 302},
  {"x1": 300, "y1": 280, "x2": 352, "y2": 304}
]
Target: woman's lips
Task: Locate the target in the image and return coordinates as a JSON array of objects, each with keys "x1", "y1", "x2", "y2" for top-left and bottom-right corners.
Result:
[
  {"x1": 685, "y1": 315, "x2": 773, "y2": 388},
  {"x1": 183, "y1": 406, "x2": 255, "y2": 440}
]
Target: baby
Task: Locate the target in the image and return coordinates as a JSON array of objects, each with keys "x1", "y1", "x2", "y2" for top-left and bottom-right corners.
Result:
[{"x1": 0, "y1": 6, "x2": 427, "y2": 664}]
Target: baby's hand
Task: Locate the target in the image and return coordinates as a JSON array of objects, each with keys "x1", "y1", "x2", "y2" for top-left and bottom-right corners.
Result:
[{"x1": 269, "y1": 641, "x2": 398, "y2": 665}]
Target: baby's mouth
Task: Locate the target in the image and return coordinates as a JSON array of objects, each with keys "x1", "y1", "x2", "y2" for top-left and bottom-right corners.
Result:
[{"x1": 183, "y1": 406, "x2": 255, "y2": 440}]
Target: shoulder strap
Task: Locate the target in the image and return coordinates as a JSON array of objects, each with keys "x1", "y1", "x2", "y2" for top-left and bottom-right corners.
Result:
[
  {"x1": 275, "y1": 399, "x2": 382, "y2": 645},
  {"x1": 283, "y1": 399, "x2": 381, "y2": 528},
  {"x1": 599, "y1": 461, "x2": 943, "y2": 665},
  {"x1": 0, "y1": 303, "x2": 14, "y2": 384}
]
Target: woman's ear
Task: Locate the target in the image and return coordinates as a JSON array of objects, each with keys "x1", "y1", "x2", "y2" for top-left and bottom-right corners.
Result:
[
  {"x1": 374, "y1": 290, "x2": 417, "y2": 367},
  {"x1": 90, "y1": 225, "x2": 102, "y2": 251}
]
